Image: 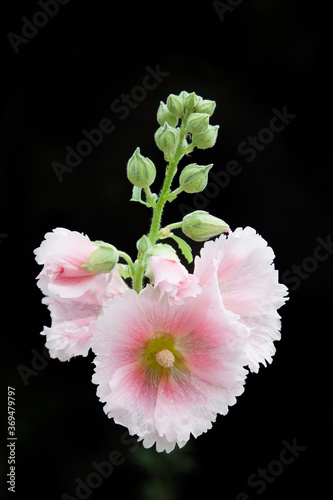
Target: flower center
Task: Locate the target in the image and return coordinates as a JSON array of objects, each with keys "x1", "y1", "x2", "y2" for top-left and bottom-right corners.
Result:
[
  {"x1": 155, "y1": 349, "x2": 175, "y2": 368},
  {"x1": 140, "y1": 333, "x2": 187, "y2": 380}
]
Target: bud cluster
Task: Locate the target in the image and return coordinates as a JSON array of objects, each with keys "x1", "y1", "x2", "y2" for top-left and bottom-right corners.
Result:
[
  {"x1": 125, "y1": 91, "x2": 229, "y2": 282},
  {"x1": 155, "y1": 91, "x2": 219, "y2": 157}
]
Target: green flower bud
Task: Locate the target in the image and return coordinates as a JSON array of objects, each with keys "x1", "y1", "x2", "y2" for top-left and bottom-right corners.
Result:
[
  {"x1": 136, "y1": 235, "x2": 152, "y2": 255},
  {"x1": 166, "y1": 93, "x2": 185, "y2": 118},
  {"x1": 154, "y1": 122, "x2": 180, "y2": 155},
  {"x1": 192, "y1": 125, "x2": 219, "y2": 150},
  {"x1": 157, "y1": 101, "x2": 178, "y2": 127},
  {"x1": 184, "y1": 92, "x2": 202, "y2": 110},
  {"x1": 179, "y1": 163, "x2": 213, "y2": 193},
  {"x1": 127, "y1": 147, "x2": 156, "y2": 188},
  {"x1": 195, "y1": 99, "x2": 216, "y2": 116},
  {"x1": 182, "y1": 211, "x2": 229, "y2": 242},
  {"x1": 81, "y1": 242, "x2": 119, "y2": 274},
  {"x1": 185, "y1": 113, "x2": 210, "y2": 135},
  {"x1": 178, "y1": 90, "x2": 189, "y2": 101}
]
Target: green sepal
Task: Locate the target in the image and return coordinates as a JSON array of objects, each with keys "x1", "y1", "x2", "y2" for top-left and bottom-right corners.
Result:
[
  {"x1": 130, "y1": 186, "x2": 152, "y2": 207},
  {"x1": 131, "y1": 186, "x2": 143, "y2": 203},
  {"x1": 117, "y1": 264, "x2": 132, "y2": 279},
  {"x1": 167, "y1": 233, "x2": 193, "y2": 264}
]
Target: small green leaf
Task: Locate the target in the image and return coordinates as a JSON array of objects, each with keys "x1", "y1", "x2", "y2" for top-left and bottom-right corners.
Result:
[{"x1": 168, "y1": 234, "x2": 193, "y2": 263}]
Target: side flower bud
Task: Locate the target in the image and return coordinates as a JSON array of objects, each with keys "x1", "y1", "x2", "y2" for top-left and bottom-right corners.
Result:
[
  {"x1": 182, "y1": 211, "x2": 229, "y2": 242},
  {"x1": 144, "y1": 243, "x2": 180, "y2": 279},
  {"x1": 154, "y1": 122, "x2": 180, "y2": 155},
  {"x1": 192, "y1": 125, "x2": 219, "y2": 150},
  {"x1": 136, "y1": 235, "x2": 152, "y2": 255},
  {"x1": 166, "y1": 94, "x2": 185, "y2": 118},
  {"x1": 127, "y1": 147, "x2": 156, "y2": 188},
  {"x1": 185, "y1": 113, "x2": 210, "y2": 135},
  {"x1": 195, "y1": 99, "x2": 216, "y2": 116},
  {"x1": 81, "y1": 241, "x2": 119, "y2": 274},
  {"x1": 157, "y1": 101, "x2": 178, "y2": 127},
  {"x1": 179, "y1": 163, "x2": 213, "y2": 193}
]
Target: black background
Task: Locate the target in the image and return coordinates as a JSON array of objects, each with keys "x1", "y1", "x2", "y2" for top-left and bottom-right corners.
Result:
[{"x1": 1, "y1": 1, "x2": 332, "y2": 499}]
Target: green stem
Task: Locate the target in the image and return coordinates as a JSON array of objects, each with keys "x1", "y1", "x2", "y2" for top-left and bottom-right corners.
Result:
[
  {"x1": 168, "y1": 186, "x2": 183, "y2": 201},
  {"x1": 162, "y1": 222, "x2": 183, "y2": 232},
  {"x1": 118, "y1": 251, "x2": 135, "y2": 276},
  {"x1": 148, "y1": 112, "x2": 190, "y2": 245},
  {"x1": 132, "y1": 110, "x2": 190, "y2": 292},
  {"x1": 132, "y1": 260, "x2": 145, "y2": 293}
]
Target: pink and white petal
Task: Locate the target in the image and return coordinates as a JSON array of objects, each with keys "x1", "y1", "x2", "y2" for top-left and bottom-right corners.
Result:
[
  {"x1": 242, "y1": 312, "x2": 282, "y2": 372},
  {"x1": 104, "y1": 266, "x2": 128, "y2": 305},
  {"x1": 138, "y1": 432, "x2": 187, "y2": 453},
  {"x1": 153, "y1": 372, "x2": 213, "y2": 445},
  {"x1": 151, "y1": 256, "x2": 187, "y2": 285},
  {"x1": 92, "y1": 289, "x2": 156, "y2": 357},
  {"x1": 34, "y1": 227, "x2": 102, "y2": 298},
  {"x1": 34, "y1": 227, "x2": 95, "y2": 267},
  {"x1": 42, "y1": 291, "x2": 102, "y2": 329},
  {"x1": 150, "y1": 256, "x2": 202, "y2": 305},
  {"x1": 47, "y1": 275, "x2": 95, "y2": 298},
  {"x1": 42, "y1": 324, "x2": 92, "y2": 362},
  {"x1": 194, "y1": 227, "x2": 288, "y2": 371},
  {"x1": 153, "y1": 369, "x2": 246, "y2": 449},
  {"x1": 101, "y1": 363, "x2": 158, "y2": 439}
]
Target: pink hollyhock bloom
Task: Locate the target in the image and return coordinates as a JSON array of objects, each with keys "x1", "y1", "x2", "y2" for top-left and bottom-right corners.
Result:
[
  {"x1": 150, "y1": 255, "x2": 201, "y2": 305},
  {"x1": 34, "y1": 227, "x2": 103, "y2": 298},
  {"x1": 91, "y1": 285, "x2": 249, "y2": 453},
  {"x1": 194, "y1": 227, "x2": 288, "y2": 373},
  {"x1": 42, "y1": 267, "x2": 128, "y2": 361}
]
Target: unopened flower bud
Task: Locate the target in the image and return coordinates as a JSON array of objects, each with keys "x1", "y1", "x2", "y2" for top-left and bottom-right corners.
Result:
[
  {"x1": 127, "y1": 147, "x2": 156, "y2": 188},
  {"x1": 136, "y1": 235, "x2": 152, "y2": 255},
  {"x1": 195, "y1": 99, "x2": 216, "y2": 116},
  {"x1": 145, "y1": 243, "x2": 180, "y2": 279},
  {"x1": 178, "y1": 90, "x2": 189, "y2": 101},
  {"x1": 184, "y1": 92, "x2": 201, "y2": 110},
  {"x1": 154, "y1": 122, "x2": 180, "y2": 155},
  {"x1": 157, "y1": 101, "x2": 178, "y2": 127},
  {"x1": 182, "y1": 211, "x2": 229, "y2": 242},
  {"x1": 185, "y1": 113, "x2": 210, "y2": 135},
  {"x1": 81, "y1": 242, "x2": 119, "y2": 274},
  {"x1": 166, "y1": 94, "x2": 185, "y2": 118},
  {"x1": 192, "y1": 125, "x2": 219, "y2": 150},
  {"x1": 179, "y1": 163, "x2": 213, "y2": 193}
]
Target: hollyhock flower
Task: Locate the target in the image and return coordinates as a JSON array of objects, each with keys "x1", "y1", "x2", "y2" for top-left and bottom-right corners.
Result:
[
  {"x1": 34, "y1": 227, "x2": 104, "y2": 298},
  {"x1": 194, "y1": 227, "x2": 288, "y2": 373},
  {"x1": 42, "y1": 267, "x2": 127, "y2": 361},
  {"x1": 91, "y1": 284, "x2": 249, "y2": 453},
  {"x1": 150, "y1": 255, "x2": 201, "y2": 305}
]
